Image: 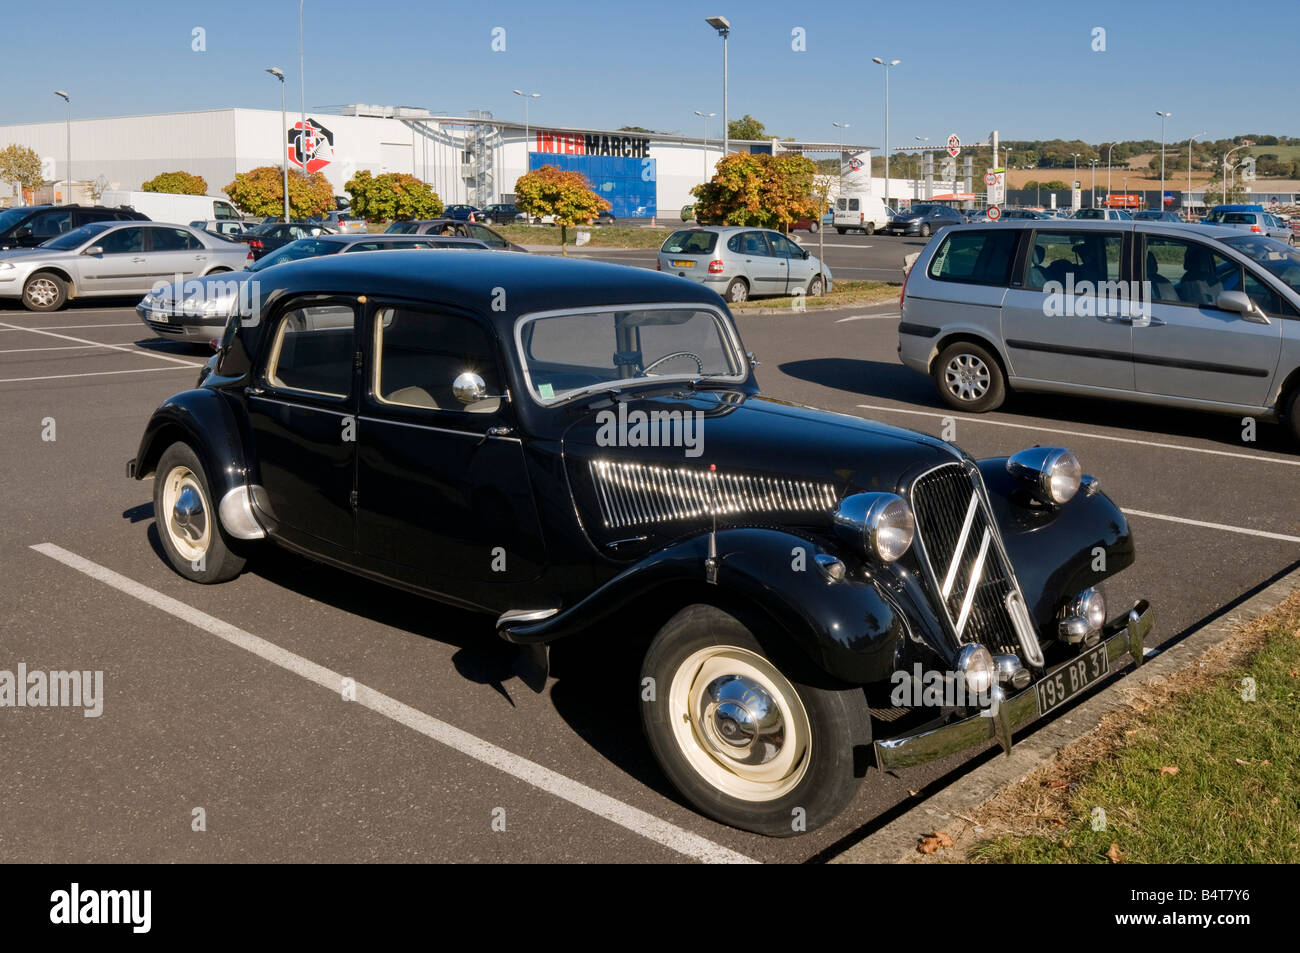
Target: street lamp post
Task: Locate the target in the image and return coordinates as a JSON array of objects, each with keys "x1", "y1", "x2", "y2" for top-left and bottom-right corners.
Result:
[
  {"x1": 1188, "y1": 132, "x2": 1205, "y2": 220},
  {"x1": 298, "y1": 0, "x2": 307, "y2": 179},
  {"x1": 1156, "y1": 110, "x2": 1172, "y2": 212},
  {"x1": 872, "y1": 58, "x2": 900, "y2": 211},
  {"x1": 1089, "y1": 159, "x2": 1098, "y2": 207},
  {"x1": 1104, "y1": 141, "x2": 1117, "y2": 199},
  {"x1": 832, "y1": 121, "x2": 850, "y2": 178},
  {"x1": 53, "y1": 91, "x2": 70, "y2": 205},
  {"x1": 514, "y1": 89, "x2": 541, "y2": 152},
  {"x1": 1223, "y1": 141, "x2": 1251, "y2": 206},
  {"x1": 266, "y1": 69, "x2": 289, "y2": 222},
  {"x1": 705, "y1": 17, "x2": 730, "y2": 158},
  {"x1": 694, "y1": 110, "x2": 716, "y2": 180}
]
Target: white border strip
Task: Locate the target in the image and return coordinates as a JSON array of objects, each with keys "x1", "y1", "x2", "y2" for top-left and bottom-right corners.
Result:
[{"x1": 30, "y1": 543, "x2": 756, "y2": 865}]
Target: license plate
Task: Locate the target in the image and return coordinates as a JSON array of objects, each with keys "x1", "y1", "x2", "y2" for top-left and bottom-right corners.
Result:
[
  {"x1": 1035, "y1": 643, "x2": 1109, "y2": 716},
  {"x1": 672, "y1": 259, "x2": 695, "y2": 268},
  {"x1": 150, "y1": 310, "x2": 172, "y2": 324}
]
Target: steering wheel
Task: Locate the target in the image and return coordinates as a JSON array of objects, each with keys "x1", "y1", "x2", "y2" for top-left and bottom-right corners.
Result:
[{"x1": 642, "y1": 351, "x2": 704, "y2": 376}]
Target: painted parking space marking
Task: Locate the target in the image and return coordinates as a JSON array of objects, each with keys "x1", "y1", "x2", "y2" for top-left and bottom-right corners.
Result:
[
  {"x1": 0, "y1": 322, "x2": 143, "y2": 332},
  {"x1": 30, "y1": 543, "x2": 757, "y2": 865},
  {"x1": 0, "y1": 366, "x2": 199, "y2": 384},
  {"x1": 856, "y1": 404, "x2": 1300, "y2": 468},
  {"x1": 0, "y1": 321, "x2": 201, "y2": 367},
  {"x1": 1120, "y1": 509, "x2": 1300, "y2": 545},
  {"x1": 835, "y1": 312, "x2": 900, "y2": 323},
  {"x1": 0, "y1": 342, "x2": 148, "y2": 355}
]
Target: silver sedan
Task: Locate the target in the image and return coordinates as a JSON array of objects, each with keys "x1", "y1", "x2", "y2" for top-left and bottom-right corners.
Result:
[
  {"x1": 657, "y1": 226, "x2": 833, "y2": 304},
  {"x1": 0, "y1": 221, "x2": 251, "y2": 311}
]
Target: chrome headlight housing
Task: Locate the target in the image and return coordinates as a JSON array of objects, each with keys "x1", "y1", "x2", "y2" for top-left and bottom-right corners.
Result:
[
  {"x1": 957, "y1": 644, "x2": 996, "y2": 695},
  {"x1": 833, "y1": 492, "x2": 915, "y2": 562},
  {"x1": 1006, "y1": 447, "x2": 1082, "y2": 505}
]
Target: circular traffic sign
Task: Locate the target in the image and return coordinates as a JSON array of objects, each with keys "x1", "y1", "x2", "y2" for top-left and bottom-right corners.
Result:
[
  {"x1": 947, "y1": 134, "x2": 961, "y2": 158},
  {"x1": 984, "y1": 171, "x2": 998, "y2": 186},
  {"x1": 987, "y1": 205, "x2": 1001, "y2": 220}
]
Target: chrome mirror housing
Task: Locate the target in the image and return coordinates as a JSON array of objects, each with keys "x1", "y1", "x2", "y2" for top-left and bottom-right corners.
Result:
[{"x1": 452, "y1": 371, "x2": 508, "y2": 406}]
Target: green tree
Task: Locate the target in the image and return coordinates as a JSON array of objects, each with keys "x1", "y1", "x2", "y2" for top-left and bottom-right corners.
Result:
[
  {"x1": 223, "y1": 165, "x2": 334, "y2": 219},
  {"x1": 344, "y1": 170, "x2": 442, "y2": 222},
  {"x1": 1203, "y1": 181, "x2": 1249, "y2": 207},
  {"x1": 690, "y1": 152, "x2": 819, "y2": 231},
  {"x1": 0, "y1": 144, "x2": 44, "y2": 202},
  {"x1": 141, "y1": 170, "x2": 208, "y2": 195},
  {"x1": 513, "y1": 164, "x2": 610, "y2": 254},
  {"x1": 727, "y1": 114, "x2": 768, "y2": 141}
]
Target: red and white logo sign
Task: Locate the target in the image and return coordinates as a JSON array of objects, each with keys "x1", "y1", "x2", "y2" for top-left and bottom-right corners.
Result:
[
  {"x1": 947, "y1": 134, "x2": 961, "y2": 158},
  {"x1": 288, "y1": 119, "x2": 334, "y2": 174},
  {"x1": 987, "y1": 205, "x2": 1001, "y2": 220}
]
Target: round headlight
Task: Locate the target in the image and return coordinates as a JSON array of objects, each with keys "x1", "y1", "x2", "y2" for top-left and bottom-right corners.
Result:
[
  {"x1": 1080, "y1": 587, "x2": 1107, "y2": 630},
  {"x1": 957, "y1": 644, "x2": 996, "y2": 695},
  {"x1": 833, "y1": 492, "x2": 915, "y2": 562},
  {"x1": 1007, "y1": 447, "x2": 1082, "y2": 505}
]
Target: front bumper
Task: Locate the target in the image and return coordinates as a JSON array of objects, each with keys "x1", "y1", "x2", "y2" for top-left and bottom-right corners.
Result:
[
  {"x1": 136, "y1": 303, "x2": 229, "y2": 339},
  {"x1": 874, "y1": 599, "x2": 1153, "y2": 771}
]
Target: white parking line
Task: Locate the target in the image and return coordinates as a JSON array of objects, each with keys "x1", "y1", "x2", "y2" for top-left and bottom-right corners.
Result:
[
  {"x1": 836, "y1": 313, "x2": 900, "y2": 323},
  {"x1": 0, "y1": 322, "x2": 143, "y2": 331},
  {"x1": 0, "y1": 320, "x2": 200, "y2": 367},
  {"x1": 0, "y1": 366, "x2": 198, "y2": 383},
  {"x1": 856, "y1": 404, "x2": 1300, "y2": 468},
  {"x1": 1120, "y1": 509, "x2": 1300, "y2": 544},
  {"x1": 30, "y1": 543, "x2": 756, "y2": 865},
  {"x1": 0, "y1": 342, "x2": 147, "y2": 355}
]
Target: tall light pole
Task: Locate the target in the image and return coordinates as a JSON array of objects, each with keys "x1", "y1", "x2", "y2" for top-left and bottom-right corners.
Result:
[
  {"x1": 1223, "y1": 141, "x2": 1250, "y2": 207},
  {"x1": 298, "y1": 1, "x2": 307, "y2": 180},
  {"x1": 53, "y1": 91, "x2": 70, "y2": 205},
  {"x1": 1104, "y1": 141, "x2": 1117, "y2": 199},
  {"x1": 832, "y1": 120, "x2": 850, "y2": 183},
  {"x1": 694, "y1": 110, "x2": 716, "y2": 179},
  {"x1": 1188, "y1": 131, "x2": 1205, "y2": 220},
  {"x1": 514, "y1": 89, "x2": 541, "y2": 153},
  {"x1": 1156, "y1": 110, "x2": 1172, "y2": 212},
  {"x1": 266, "y1": 69, "x2": 289, "y2": 222},
  {"x1": 872, "y1": 58, "x2": 900, "y2": 211},
  {"x1": 1089, "y1": 159, "x2": 1098, "y2": 207},
  {"x1": 705, "y1": 17, "x2": 730, "y2": 158}
]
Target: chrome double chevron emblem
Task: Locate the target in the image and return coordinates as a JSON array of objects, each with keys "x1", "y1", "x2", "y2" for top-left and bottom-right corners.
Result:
[{"x1": 939, "y1": 493, "x2": 991, "y2": 640}]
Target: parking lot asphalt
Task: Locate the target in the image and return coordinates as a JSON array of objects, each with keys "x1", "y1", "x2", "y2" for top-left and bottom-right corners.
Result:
[{"x1": 1, "y1": 293, "x2": 1296, "y2": 864}]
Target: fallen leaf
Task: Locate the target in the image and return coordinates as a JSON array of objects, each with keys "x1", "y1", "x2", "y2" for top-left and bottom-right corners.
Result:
[
  {"x1": 916, "y1": 831, "x2": 954, "y2": 854},
  {"x1": 1046, "y1": 779, "x2": 1069, "y2": 789},
  {"x1": 1107, "y1": 842, "x2": 1124, "y2": 863},
  {"x1": 1159, "y1": 766, "x2": 1180, "y2": 776}
]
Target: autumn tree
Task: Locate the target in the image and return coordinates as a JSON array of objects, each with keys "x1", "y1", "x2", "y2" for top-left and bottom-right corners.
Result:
[
  {"x1": 223, "y1": 165, "x2": 334, "y2": 219},
  {"x1": 344, "y1": 170, "x2": 442, "y2": 222},
  {"x1": 142, "y1": 170, "x2": 208, "y2": 195},
  {"x1": 514, "y1": 164, "x2": 610, "y2": 255},
  {"x1": 690, "y1": 152, "x2": 819, "y2": 231},
  {"x1": 0, "y1": 144, "x2": 44, "y2": 203}
]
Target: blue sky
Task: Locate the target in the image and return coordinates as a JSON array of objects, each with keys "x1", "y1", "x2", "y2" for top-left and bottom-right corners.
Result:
[{"x1": 3, "y1": 0, "x2": 1296, "y2": 147}]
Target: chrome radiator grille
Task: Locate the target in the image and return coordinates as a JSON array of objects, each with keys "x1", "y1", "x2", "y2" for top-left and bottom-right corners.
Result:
[
  {"x1": 588, "y1": 459, "x2": 836, "y2": 530},
  {"x1": 910, "y1": 463, "x2": 1043, "y2": 665}
]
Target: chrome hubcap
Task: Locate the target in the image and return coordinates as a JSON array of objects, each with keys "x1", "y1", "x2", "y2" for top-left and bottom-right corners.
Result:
[
  {"x1": 160, "y1": 466, "x2": 211, "y2": 564},
  {"x1": 730, "y1": 283, "x2": 747, "y2": 302},
  {"x1": 26, "y1": 278, "x2": 57, "y2": 307},
  {"x1": 699, "y1": 674, "x2": 784, "y2": 766},
  {"x1": 944, "y1": 354, "x2": 991, "y2": 401},
  {"x1": 172, "y1": 485, "x2": 206, "y2": 543}
]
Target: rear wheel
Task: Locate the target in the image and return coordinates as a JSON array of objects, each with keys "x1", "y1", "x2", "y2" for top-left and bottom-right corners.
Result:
[
  {"x1": 22, "y1": 272, "x2": 67, "y2": 312},
  {"x1": 1285, "y1": 386, "x2": 1300, "y2": 445},
  {"x1": 836, "y1": 227, "x2": 846, "y2": 235},
  {"x1": 807, "y1": 221, "x2": 819, "y2": 233},
  {"x1": 933, "y1": 339, "x2": 1006, "y2": 412},
  {"x1": 724, "y1": 277, "x2": 749, "y2": 303},
  {"x1": 864, "y1": 222, "x2": 876, "y2": 236},
  {"x1": 152, "y1": 443, "x2": 247, "y2": 584},
  {"x1": 640, "y1": 604, "x2": 871, "y2": 836}
]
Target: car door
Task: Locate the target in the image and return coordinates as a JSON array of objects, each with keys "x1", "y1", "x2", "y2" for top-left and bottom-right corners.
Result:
[
  {"x1": 18, "y1": 208, "x2": 74, "y2": 246},
  {"x1": 999, "y1": 227, "x2": 1136, "y2": 390},
  {"x1": 735, "y1": 231, "x2": 786, "y2": 294},
  {"x1": 77, "y1": 225, "x2": 151, "y2": 294},
  {"x1": 767, "y1": 232, "x2": 809, "y2": 292},
  {"x1": 245, "y1": 298, "x2": 359, "y2": 557},
  {"x1": 1134, "y1": 233, "x2": 1283, "y2": 407},
  {"x1": 354, "y1": 301, "x2": 546, "y2": 598},
  {"x1": 141, "y1": 226, "x2": 207, "y2": 290}
]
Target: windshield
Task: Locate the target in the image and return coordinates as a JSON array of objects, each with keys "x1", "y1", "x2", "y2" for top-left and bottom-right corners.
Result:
[
  {"x1": 516, "y1": 306, "x2": 747, "y2": 404},
  {"x1": 247, "y1": 238, "x2": 342, "y2": 271},
  {"x1": 1222, "y1": 235, "x2": 1300, "y2": 296},
  {"x1": 39, "y1": 222, "x2": 112, "y2": 250}
]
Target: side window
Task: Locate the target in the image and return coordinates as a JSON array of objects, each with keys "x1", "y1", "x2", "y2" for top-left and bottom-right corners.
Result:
[
  {"x1": 1242, "y1": 269, "x2": 1283, "y2": 316},
  {"x1": 373, "y1": 307, "x2": 502, "y2": 414},
  {"x1": 1024, "y1": 231, "x2": 1123, "y2": 291},
  {"x1": 30, "y1": 210, "x2": 73, "y2": 237},
  {"x1": 726, "y1": 234, "x2": 742, "y2": 253},
  {"x1": 344, "y1": 242, "x2": 383, "y2": 252},
  {"x1": 468, "y1": 224, "x2": 507, "y2": 248},
  {"x1": 96, "y1": 227, "x2": 146, "y2": 255},
  {"x1": 214, "y1": 202, "x2": 239, "y2": 221},
  {"x1": 740, "y1": 231, "x2": 769, "y2": 256},
  {"x1": 149, "y1": 227, "x2": 201, "y2": 251},
  {"x1": 1143, "y1": 236, "x2": 1238, "y2": 308},
  {"x1": 927, "y1": 229, "x2": 1019, "y2": 285},
  {"x1": 767, "y1": 233, "x2": 799, "y2": 258},
  {"x1": 266, "y1": 304, "x2": 356, "y2": 397}
]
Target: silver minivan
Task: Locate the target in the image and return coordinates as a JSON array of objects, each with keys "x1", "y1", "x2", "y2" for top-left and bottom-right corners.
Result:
[
  {"x1": 658, "y1": 226, "x2": 832, "y2": 303},
  {"x1": 898, "y1": 220, "x2": 1300, "y2": 442}
]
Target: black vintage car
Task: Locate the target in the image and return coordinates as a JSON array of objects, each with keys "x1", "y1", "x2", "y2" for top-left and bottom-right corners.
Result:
[{"x1": 128, "y1": 250, "x2": 1152, "y2": 836}]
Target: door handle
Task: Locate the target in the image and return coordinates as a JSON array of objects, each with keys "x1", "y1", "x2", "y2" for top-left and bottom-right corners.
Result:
[
  {"x1": 1095, "y1": 314, "x2": 1132, "y2": 324},
  {"x1": 244, "y1": 385, "x2": 265, "y2": 397},
  {"x1": 1132, "y1": 316, "x2": 1166, "y2": 328},
  {"x1": 131, "y1": 257, "x2": 146, "y2": 262}
]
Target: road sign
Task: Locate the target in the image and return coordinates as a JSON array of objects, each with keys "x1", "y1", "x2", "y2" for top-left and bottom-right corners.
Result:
[
  {"x1": 947, "y1": 134, "x2": 961, "y2": 158},
  {"x1": 985, "y1": 172, "x2": 998, "y2": 186},
  {"x1": 987, "y1": 205, "x2": 1001, "y2": 220}
]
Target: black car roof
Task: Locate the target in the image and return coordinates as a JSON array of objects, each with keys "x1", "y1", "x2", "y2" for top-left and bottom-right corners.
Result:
[{"x1": 252, "y1": 249, "x2": 723, "y2": 327}]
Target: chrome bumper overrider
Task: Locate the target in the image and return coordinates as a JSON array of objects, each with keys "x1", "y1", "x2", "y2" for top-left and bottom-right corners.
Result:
[{"x1": 873, "y1": 600, "x2": 1153, "y2": 771}]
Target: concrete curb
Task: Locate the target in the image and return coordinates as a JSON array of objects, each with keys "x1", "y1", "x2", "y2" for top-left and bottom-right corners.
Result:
[{"x1": 829, "y1": 563, "x2": 1300, "y2": 864}]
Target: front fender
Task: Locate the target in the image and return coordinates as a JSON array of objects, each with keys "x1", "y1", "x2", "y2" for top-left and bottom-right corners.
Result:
[
  {"x1": 978, "y1": 458, "x2": 1135, "y2": 631},
  {"x1": 131, "y1": 387, "x2": 251, "y2": 504},
  {"x1": 500, "y1": 527, "x2": 951, "y2": 685}
]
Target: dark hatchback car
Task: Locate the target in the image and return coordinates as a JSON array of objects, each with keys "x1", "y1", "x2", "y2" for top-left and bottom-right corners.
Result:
[
  {"x1": 384, "y1": 218, "x2": 525, "y2": 252},
  {"x1": 239, "y1": 221, "x2": 337, "y2": 260},
  {"x1": 0, "y1": 204, "x2": 149, "y2": 250},
  {"x1": 129, "y1": 251, "x2": 1151, "y2": 836},
  {"x1": 479, "y1": 203, "x2": 519, "y2": 225},
  {"x1": 885, "y1": 203, "x2": 966, "y2": 237}
]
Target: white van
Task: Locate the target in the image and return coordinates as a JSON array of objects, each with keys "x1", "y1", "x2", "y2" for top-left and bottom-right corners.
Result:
[
  {"x1": 101, "y1": 190, "x2": 242, "y2": 225},
  {"x1": 833, "y1": 193, "x2": 892, "y2": 235}
]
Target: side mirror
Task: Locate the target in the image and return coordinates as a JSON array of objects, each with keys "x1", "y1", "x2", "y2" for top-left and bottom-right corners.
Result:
[
  {"x1": 83, "y1": 245, "x2": 104, "y2": 257},
  {"x1": 15, "y1": 227, "x2": 32, "y2": 239},
  {"x1": 801, "y1": 249, "x2": 810, "y2": 260},
  {"x1": 452, "y1": 371, "x2": 508, "y2": 406},
  {"x1": 1216, "y1": 290, "x2": 1270, "y2": 323}
]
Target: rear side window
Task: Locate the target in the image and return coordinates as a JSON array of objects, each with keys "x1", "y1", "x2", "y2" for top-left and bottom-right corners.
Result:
[
  {"x1": 662, "y1": 230, "x2": 717, "y2": 255},
  {"x1": 927, "y1": 229, "x2": 1019, "y2": 286},
  {"x1": 1025, "y1": 231, "x2": 1123, "y2": 291}
]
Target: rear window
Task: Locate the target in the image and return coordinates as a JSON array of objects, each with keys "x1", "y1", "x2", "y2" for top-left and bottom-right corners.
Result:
[
  {"x1": 926, "y1": 229, "x2": 1019, "y2": 286},
  {"x1": 661, "y1": 230, "x2": 717, "y2": 255}
]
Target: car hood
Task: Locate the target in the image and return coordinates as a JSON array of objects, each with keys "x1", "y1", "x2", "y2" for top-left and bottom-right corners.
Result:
[
  {"x1": 0, "y1": 246, "x2": 65, "y2": 262},
  {"x1": 560, "y1": 389, "x2": 960, "y2": 554},
  {"x1": 142, "y1": 270, "x2": 255, "y2": 313}
]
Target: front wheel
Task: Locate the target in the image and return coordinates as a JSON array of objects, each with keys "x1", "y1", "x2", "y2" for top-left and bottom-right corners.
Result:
[
  {"x1": 641, "y1": 604, "x2": 871, "y2": 836},
  {"x1": 920, "y1": 223, "x2": 932, "y2": 237},
  {"x1": 864, "y1": 222, "x2": 876, "y2": 236},
  {"x1": 152, "y1": 443, "x2": 248, "y2": 583},
  {"x1": 933, "y1": 339, "x2": 1006, "y2": 412},
  {"x1": 807, "y1": 221, "x2": 819, "y2": 233},
  {"x1": 835, "y1": 227, "x2": 846, "y2": 235},
  {"x1": 22, "y1": 272, "x2": 67, "y2": 312},
  {"x1": 807, "y1": 274, "x2": 825, "y2": 297},
  {"x1": 1284, "y1": 386, "x2": 1300, "y2": 445}
]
